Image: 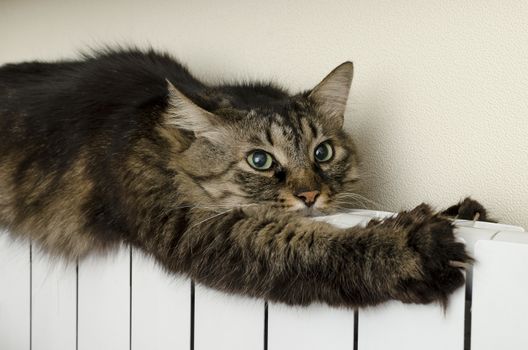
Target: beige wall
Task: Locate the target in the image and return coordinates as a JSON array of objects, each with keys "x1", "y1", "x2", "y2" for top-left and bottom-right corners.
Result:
[{"x1": 1, "y1": 0, "x2": 527, "y2": 227}]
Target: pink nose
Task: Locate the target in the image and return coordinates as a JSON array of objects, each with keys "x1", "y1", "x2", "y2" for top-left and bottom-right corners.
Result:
[{"x1": 295, "y1": 190, "x2": 320, "y2": 207}]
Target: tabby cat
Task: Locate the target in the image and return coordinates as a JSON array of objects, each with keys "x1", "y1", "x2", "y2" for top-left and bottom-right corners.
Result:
[{"x1": 0, "y1": 48, "x2": 479, "y2": 307}]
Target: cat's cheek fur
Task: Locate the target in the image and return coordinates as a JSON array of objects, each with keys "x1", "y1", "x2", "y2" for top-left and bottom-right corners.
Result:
[
  {"x1": 312, "y1": 192, "x2": 331, "y2": 211},
  {"x1": 277, "y1": 189, "x2": 304, "y2": 211}
]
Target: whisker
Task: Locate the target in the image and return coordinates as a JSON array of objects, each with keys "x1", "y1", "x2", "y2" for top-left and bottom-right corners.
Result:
[
  {"x1": 331, "y1": 200, "x2": 368, "y2": 209},
  {"x1": 337, "y1": 197, "x2": 369, "y2": 209},
  {"x1": 172, "y1": 203, "x2": 260, "y2": 211},
  {"x1": 186, "y1": 203, "x2": 262, "y2": 229},
  {"x1": 338, "y1": 196, "x2": 372, "y2": 208},
  {"x1": 189, "y1": 208, "x2": 233, "y2": 230},
  {"x1": 334, "y1": 192, "x2": 381, "y2": 209},
  {"x1": 330, "y1": 203, "x2": 367, "y2": 212}
]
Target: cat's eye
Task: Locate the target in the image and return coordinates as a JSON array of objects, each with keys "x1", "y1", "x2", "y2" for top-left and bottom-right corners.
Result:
[
  {"x1": 247, "y1": 150, "x2": 274, "y2": 170},
  {"x1": 314, "y1": 141, "x2": 334, "y2": 163}
]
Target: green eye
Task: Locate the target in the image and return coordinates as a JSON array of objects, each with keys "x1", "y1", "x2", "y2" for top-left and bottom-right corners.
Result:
[
  {"x1": 314, "y1": 141, "x2": 334, "y2": 162},
  {"x1": 247, "y1": 150, "x2": 274, "y2": 170}
]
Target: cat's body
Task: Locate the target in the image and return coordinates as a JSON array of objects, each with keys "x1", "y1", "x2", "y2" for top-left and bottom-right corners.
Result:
[{"x1": 0, "y1": 48, "x2": 472, "y2": 307}]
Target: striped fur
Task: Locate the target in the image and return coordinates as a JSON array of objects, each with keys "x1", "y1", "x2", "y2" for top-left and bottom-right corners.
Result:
[{"x1": 0, "y1": 48, "x2": 471, "y2": 307}]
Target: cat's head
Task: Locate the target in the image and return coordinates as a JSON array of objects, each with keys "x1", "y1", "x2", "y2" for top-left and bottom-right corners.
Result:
[{"x1": 163, "y1": 62, "x2": 360, "y2": 215}]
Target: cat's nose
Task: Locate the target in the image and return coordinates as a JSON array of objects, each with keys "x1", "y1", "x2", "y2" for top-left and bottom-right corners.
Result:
[{"x1": 294, "y1": 190, "x2": 320, "y2": 207}]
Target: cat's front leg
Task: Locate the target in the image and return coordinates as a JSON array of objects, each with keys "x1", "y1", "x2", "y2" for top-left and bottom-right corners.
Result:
[{"x1": 173, "y1": 204, "x2": 470, "y2": 308}]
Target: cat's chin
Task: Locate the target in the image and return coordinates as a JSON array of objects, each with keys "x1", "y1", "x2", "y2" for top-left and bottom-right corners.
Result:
[{"x1": 294, "y1": 207, "x2": 328, "y2": 217}]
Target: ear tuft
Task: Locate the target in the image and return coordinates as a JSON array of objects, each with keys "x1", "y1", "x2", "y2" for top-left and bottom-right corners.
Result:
[
  {"x1": 308, "y1": 62, "x2": 354, "y2": 129},
  {"x1": 165, "y1": 80, "x2": 225, "y2": 141}
]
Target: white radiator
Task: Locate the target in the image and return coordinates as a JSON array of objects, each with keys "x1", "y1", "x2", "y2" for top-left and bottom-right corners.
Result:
[{"x1": 0, "y1": 210, "x2": 527, "y2": 350}]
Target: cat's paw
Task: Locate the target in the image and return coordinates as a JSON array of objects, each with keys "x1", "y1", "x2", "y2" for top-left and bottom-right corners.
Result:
[
  {"x1": 388, "y1": 204, "x2": 472, "y2": 306},
  {"x1": 441, "y1": 197, "x2": 493, "y2": 222}
]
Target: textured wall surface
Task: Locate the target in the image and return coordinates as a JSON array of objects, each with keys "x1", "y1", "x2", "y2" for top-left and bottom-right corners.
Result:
[{"x1": 1, "y1": 0, "x2": 527, "y2": 227}]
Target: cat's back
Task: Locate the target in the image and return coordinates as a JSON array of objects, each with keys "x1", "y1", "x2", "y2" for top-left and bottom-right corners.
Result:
[
  {"x1": 0, "y1": 49, "x2": 202, "y2": 107},
  {"x1": 0, "y1": 50, "x2": 206, "y2": 148}
]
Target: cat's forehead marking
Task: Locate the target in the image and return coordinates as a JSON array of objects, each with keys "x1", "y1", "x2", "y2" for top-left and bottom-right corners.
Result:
[
  {"x1": 268, "y1": 122, "x2": 290, "y2": 165},
  {"x1": 300, "y1": 118, "x2": 319, "y2": 141},
  {"x1": 244, "y1": 110, "x2": 326, "y2": 167},
  {"x1": 267, "y1": 115, "x2": 316, "y2": 166}
]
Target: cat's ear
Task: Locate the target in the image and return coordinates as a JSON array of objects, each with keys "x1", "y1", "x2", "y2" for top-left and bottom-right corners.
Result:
[
  {"x1": 165, "y1": 80, "x2": 226, "y2": 142},
  {"x1": 308, "y1": 62, "x2": 354, "y2": 129}
]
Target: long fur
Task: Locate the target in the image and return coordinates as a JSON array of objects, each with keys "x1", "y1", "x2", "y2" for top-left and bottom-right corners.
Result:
[{"x1": 0, "y1": 48, "x2": 472, "y2": 307}]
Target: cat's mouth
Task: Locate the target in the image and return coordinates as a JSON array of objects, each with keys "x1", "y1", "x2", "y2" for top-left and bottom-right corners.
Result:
[
  {"x1": 288, "y1": 202, "x2": 339, "y2": 217},
  {"x1": 280, "y1": 192, "x2": 334, "y2": 217},
  {"x1": 297, "y1": 207, "x2": 326, "y2": 217}
]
